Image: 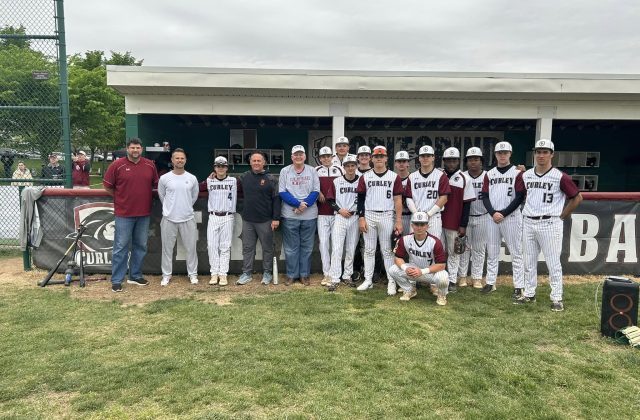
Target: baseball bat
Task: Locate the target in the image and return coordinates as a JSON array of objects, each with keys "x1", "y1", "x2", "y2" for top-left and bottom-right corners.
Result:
[
  {"x1": 38, "y1": 241, "x2": 76, "y2": 287},
  {"x1": 272, "y1": 237, "x2": 279, "y2": 285}
]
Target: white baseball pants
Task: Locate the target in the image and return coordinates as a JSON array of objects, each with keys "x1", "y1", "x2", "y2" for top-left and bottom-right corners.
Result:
[
  {"x1": 458, "y1": 214, "x2": 489, "y2": 280},
  {"x1": 363, "y1": 211, "x2": 395, "y2": 282},
  {"x1": 207, "y1": 214, "x2": 234, "y2": 276},
  {"x1": 522, "y1": 216, "x2": 564, "y2": 301},
  {"x1": 317, "y1": 215, "x2": 334, "y2": 276},
  {"x1": 388, "y1": 265, "x2": 449, "y2": 295},
  {"x1": 443, "y1": 228, "x2": 462, "y2": 285},
  {"x1": 486, "y1": 212, "x2": 524, "y2": 288},
  {"x1": 329, "y1": 213, "x2": 359, "y2": 282}
]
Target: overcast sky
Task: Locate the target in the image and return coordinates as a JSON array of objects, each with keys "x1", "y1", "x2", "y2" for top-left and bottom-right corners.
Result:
[{"x1": 10, "y1": 0, "x2": 640, "y2": 73}]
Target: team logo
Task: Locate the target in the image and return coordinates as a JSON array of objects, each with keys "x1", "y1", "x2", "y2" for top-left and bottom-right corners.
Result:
[
  {"x1": 66, "y1": 202, "x2": 115, "y2": 266},
  {"x1": 454, "y1": 176, "x2": 459, "y2": 182}
]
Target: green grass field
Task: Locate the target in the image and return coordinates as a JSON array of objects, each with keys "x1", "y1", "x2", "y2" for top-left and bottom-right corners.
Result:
[{"x1": 1, "y1": 266, "x2": 639, "y2": 418}]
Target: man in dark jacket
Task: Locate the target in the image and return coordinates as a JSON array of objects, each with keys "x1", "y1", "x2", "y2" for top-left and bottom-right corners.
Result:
[{"x1": 236, "y1": 152, "x2": 282, "y2": 285}]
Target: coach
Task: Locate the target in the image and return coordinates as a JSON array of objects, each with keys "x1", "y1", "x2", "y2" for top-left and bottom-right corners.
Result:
[
  {"x1": 103, "y1": 138, "x2": 159, "y2": 292},
  {"x1": 279, "y1": 145, "x2": 320, "y2": 286}
]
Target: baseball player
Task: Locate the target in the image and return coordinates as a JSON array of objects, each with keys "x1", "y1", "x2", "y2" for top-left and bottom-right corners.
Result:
[
  {"x1": 515, "y1": 139, "x2": 582, "y2": 311},
  {"x1": 356, "y1": 145, "x2": 404, "y2": 294},
  {"x1": 405, "y1": 145, "x2": 450, "y2": 241},
  {"x1": 481, "y1": 141, "x2": 525, "y2": 297},
  {"x1": 356, "y1": 145, "x2": 372, "y2": 176},
  {"x1": 440, "y1": 147, "x2": 476, "y2": 292},
  {"x1": 206, "y1": 156, "x2": 238, "y2": 287},
  {"x1": 325, "y1": 155, "x2": 360, "y2": 291},
  {"x1": 457, "y1": 147, "x2": 488, "y2": 289},
  {"x1": 394, "y1": 150, "x2": 413, "y2": 235},
  {"x1": 157, "y1": 148, "x2": 199, "y2": 286},
  {"x1": 316, "y1": 146, "x2": 344, "y2": 286},
  {"x1": 332, "y1": 136, "x2": 357, "y2": 168},
  {"x1": 388, "y1": 212, "x2": 449, "y2": 305}
]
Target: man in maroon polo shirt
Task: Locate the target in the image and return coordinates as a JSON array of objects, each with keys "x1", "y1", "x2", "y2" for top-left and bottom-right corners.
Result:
[{"x1": 103, "y1": 138, "x2": 159, "y2": 292}]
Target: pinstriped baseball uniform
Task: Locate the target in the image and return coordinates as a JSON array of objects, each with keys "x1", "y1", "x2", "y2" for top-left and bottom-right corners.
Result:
[
  {"x1": 520, "y1": 167, "x2": 580, "y2": 301},
  {"x1": 458, "y1": 170, "x2": 488, "y2": 280},
  {"x1": 316, "y1": 164, "x2": 344, "y2": 277},
  {"x1": 482, "y1": 165, "x2": 525, "y2": 288},
  {"x1": 326, "y1": 174, "x2": 360, "y2": 283},
  {"x1": 357, "y1": 169, "x2": 404, "y2": 282},
  {"x1": 405, "y1": 169, "x2": 451, "y2": 240},
  {"x1": 441, "y1": 169, "x2": 476, "y2": 285},
  {"x1": 206, "y1": 175, "x2": 238, "y2": 276},
  {"x1": 388, "y1": 233, "x2": 449, "y2": 293},
  {"x1": 399, "y1": 176, "x2": 412, "y2": 234}
]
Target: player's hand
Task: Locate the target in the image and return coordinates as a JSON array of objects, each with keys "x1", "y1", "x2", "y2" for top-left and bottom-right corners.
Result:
[
  {"x1": 406, "y1": 267, "x2": 421, "y2": 278},
  {"x1": 297, "y1": 202, "x2": 308, "y2": 213},
  {"x1": 458, "y1": 227, "x2": 466, "y2": 237},
  {"x1": 271, "y1": 220, "x2": 280, "y2": 231},
  {"x1": 318, "y1": 192, "x2": 326, "y2": 204},
  {"x1": 394, "y1": 221, "x2": 403, "y2": 236},
  {"x1": 359, "y1": 217, "x2": 367, "y2": 233},
  {"x1": 338, "y1": 208, "x2": 351, "y2": 218},
  {"x1": 492, "y1": 212, "x2": 504, "y2": 223},
  {"x1": 516, "y1": 164, "x2": 526, "y2": 172}
]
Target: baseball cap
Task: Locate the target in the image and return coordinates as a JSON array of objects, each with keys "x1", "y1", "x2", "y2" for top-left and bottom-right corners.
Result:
[
  {"x1": 411, "y1": 211, "x2": 430, "y2": 224},
  {"x1": 494, "y1": 141, "x2": 513, "y2": 152},
  {"x1": 48, "y1": 153, "x2": 58, "y2": 158},
  {"x1": 534, "y1": 139, "x2": 554, "y2": 151},
  {"x1": 319, "y1": 146, "x2": 333, "y2": 156},
  {"x1": 335, "y1": 136, "x2": 349, "y2": 145},
  {"x1": 443, "y1": 147, "x2": 461, "y2": 159},
  {"x1": 418, "y1": 145, "x2": 434, "y2": 156},
  {"x1": 465, "y1": 147, "x2": 483, "y2": 158},
  {"x1": 395, "y1": 151, "x2": 410, "y2": 161},
  {"x1": 214, "y1": 156, "x2": 228, "y2": 166},
  {"x1": 372, "y1": 145, "x2": 387, "y2": 156},
  {"x1": 291, "y1": 145, "x2": 305, "y2": 154},
  {"x1": 357, "y1": 145, "x2": 371, "y2": 155},
  {"x1": 343, "y1": 155, "x2": 357, "y2": 165},
  {"x1": 77, "y1": 150, "x2": 87, "y2": 156}
]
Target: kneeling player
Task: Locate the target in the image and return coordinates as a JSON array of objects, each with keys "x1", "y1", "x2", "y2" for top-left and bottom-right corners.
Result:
[{"x1": 388, "y1": 212, "x2": 449, "y2": 305}]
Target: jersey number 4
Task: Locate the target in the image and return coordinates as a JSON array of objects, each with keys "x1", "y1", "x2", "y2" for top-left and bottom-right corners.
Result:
[{"x1": 228, "y1": 192, "x2": 233, "y2": 201}]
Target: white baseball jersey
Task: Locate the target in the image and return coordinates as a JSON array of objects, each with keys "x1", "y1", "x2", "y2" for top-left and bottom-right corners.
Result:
[
  {"x1": 463, "y1": 170, "x2": 487, "y2": 215},
  {"x1": 356, "y1": 170, "x2": 403, "y2": 211},
  {"x1": 332, "y1": 153, "x2": 357, "y2": 168},
  {"x1": 405, "y1": 168, "x2": 451, "y2": 211},
  {"x1": 356, "y1": 167, "x2": 371, "y2": 177},
  {"x1": 482, "y1": 165, "x2": 523, "y2": 210},
  {"x1": 394, "y1": 233, "x2": 447, "y2": 268},
  {"x1": 521, "y1": 167, "x2": 580, "y2": 217},
  {"x1": 206, "y1": 176, "x2": 238, "y2": 213},
  {"x1": 328, "y1": 175, "x2": 359, "y2": 212}
]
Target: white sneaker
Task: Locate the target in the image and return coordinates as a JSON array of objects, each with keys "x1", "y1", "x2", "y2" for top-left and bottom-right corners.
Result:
[
  {"x1": 189, "y1": 275, "x2": 199, "y2": 285},
  {"x1": 160, "y1": 276, "x2": 170, "y2": 287},
  {"x1": 387, "y1": 279, "x2": 397, "y2": 296},
  {"x1": 218, "y1": 275, "x2": 228, "y2": 286},
  {"x1": 473, "y1": 279, "x2": 483, "y2": 289},
  {"x1": 436, "y1": 294, "x2": 447, "y2": 306},
  {"x1": 209, "y1": 274, "x2": 218, "y2": 285},
  {"x1": 458, "y1": 278, "x2": 468, "y2": 287},
  {"x1": 399, "y1": 288, "x2": 417, "y2": 301},
  {"x1": 356, "y1": 280, "x2": 373, "y2": 291},
  {"x1": 320, "y1": 275, "x2": 331, "y2": 286}
]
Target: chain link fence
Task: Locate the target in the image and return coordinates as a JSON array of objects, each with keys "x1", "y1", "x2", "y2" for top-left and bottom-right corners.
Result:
[{"x1": 1, "y1": 0, "x2": 68, "y2": 251}]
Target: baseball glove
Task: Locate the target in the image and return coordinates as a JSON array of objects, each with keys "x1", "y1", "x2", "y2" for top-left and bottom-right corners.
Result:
[{"x1": 454, "y1": 235, "x2": 467, "y2": 255}]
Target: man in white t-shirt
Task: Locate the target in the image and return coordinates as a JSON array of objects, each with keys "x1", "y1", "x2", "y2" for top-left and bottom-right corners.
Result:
[{"x1": 157, "y1": 148, "x2": 200, "y2": 286}]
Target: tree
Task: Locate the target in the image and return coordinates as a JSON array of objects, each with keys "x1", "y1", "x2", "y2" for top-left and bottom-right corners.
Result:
[{"x1": 68, "y1": 50, "x2": 143, "y2": 166}]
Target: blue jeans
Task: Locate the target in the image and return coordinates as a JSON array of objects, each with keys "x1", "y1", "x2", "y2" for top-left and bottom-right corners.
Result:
[
  {"x1": 111, "y1": 216, "x2": 150, "y2": 285},
  {"x1": 281, "y1": 218, "x2": 317, "y2": 279}
]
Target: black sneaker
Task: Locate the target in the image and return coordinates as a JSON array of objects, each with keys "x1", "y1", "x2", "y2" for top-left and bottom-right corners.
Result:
[
  {"x1": 111, "y1": 283, "x2": 123, "y2": 292},
  {"x1": 448, "y1": 282, "x2": 457, "y2": 293},
  {"x1": 551, "y1": 301, "x2": 564, "y2": 312},
  {"x1": 481, "y1": 284, "x2": 496, "y2": 294},
  {"x1": 512, "y1": 288, "x2": 523, "y2": 299},
  {"x1": 327, "y1": 283, "x2": 339, "y2": 292},
  {"x1": 127, "y1": 277, "x2": 149, "y2": 286},
  {"x1": 513, "y1": 295, "x2": 536, "y2": 305}
]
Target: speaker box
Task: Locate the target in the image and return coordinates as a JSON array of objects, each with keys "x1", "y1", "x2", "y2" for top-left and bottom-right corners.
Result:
[{"x1": 601, "y1": 276, "x2": 639, "y2": 337}]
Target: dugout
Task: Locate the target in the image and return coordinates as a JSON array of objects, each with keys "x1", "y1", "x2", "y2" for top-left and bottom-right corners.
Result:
[{"x1": 108, "y1": 67, "x2": 640, "y2": 191}]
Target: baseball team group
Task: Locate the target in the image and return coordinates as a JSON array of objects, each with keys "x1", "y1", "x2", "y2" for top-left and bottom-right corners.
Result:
[{"x1": 103, "y1": 136, "x2": 582, "y2": 311}]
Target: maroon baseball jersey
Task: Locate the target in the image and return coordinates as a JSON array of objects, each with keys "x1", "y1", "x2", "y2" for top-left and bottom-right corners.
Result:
[
  {"x1": 316, "y1": 165, "x2": 344, "y2": 215},
  {"x1": 441, "y1": 169, "x2": 476, "y2": 230},
  {"x1": 394, "y1": 233, "x2": 447, "y2": 267}
]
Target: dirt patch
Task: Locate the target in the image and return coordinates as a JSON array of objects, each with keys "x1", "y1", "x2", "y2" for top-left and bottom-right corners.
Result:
[{"x1": 0, "y1": 257, "x2": 635, "y2": 306}]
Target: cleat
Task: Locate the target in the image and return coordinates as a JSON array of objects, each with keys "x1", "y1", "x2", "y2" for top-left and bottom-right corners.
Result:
[
  {"x1": 512, "y1": 288, "x2": 523, "y2": 299},
  {"x1": 218, "y1": 275, "x2": 228, "y2": 286},
  {"x1": 514, "y1": 295, "x2": 536, "y2": 305},
  {"x1": 448, "y1": 282, "x2": 457, "y2": 293},
  {"x1": 236, "y1": 272, "x2": 252, "y2": 285},
  {"x1": 387, "y1": 279, "x2": 397, "y2": 296},
  {"x1": 320, "y1": 276, "x2": 331, "y2": 286},
  {"x1": 209, "y1": 274, "x2": 218, "y2": 285},
  {"x1": 160, "y1": 276, "x2": 171, "y2": 287},
  {"x1": 356, "y1": 280, "x2": 373, "y2": 291},
  {"x1": 473, "y1": 279, "x2": 483, "y2": 289},
  {"x1": 399, "y1": 288, "x2": 417, "y2": 301},
  {"x1": 189, "y1": 275, "x2": 199, "y2": 285},
  {"x1": 458, "y1": 278, "x2": 468, "y2": 287},
  {"x1": 481, "y1": 284, "x2": 496, "y2": 294},
  {"x1": 327, "y1": 282, "x2": 339, "y2": 292},
  {"x1": 436, "y1": 295, "x2": 447, "y2": 306},
  {"x1": 551, "y1": 301, "x2": 564, "y2": 312}
]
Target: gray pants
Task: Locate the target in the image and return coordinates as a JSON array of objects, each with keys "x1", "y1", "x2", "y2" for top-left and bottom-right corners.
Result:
[
  {"x1": 160, "y1": 217, "x2": 198, "y2": 277},
  {"x1": 242, "y1": 220, "x2": 274, "y2": 274}
]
